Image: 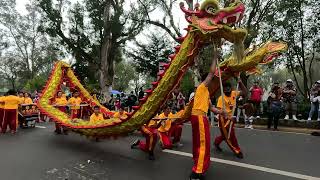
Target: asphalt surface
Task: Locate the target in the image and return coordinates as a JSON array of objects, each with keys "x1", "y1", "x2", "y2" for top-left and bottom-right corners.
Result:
[{"x1": 0, "y1": 123, "x2": 319, "y2": 180}]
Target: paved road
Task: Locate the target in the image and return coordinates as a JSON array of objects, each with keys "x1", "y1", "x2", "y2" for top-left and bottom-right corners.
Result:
[{"x1": 0, "y1": 123, "x2": 319, "y2": 180}]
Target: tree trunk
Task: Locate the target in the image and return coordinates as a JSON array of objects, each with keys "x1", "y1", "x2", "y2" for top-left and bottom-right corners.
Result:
[
  {"x1": 98, "y1": 0, "x2": 114, "y2": 102},
  {"x1": 10, "y1": 77, "x2": 15, "y2": 90},
  {"x1": 302, "y1": 69, "x2": 308, "y2": 98},
  {"x1": 100, "y1": 36, "x2": 114, "y2": 102}
]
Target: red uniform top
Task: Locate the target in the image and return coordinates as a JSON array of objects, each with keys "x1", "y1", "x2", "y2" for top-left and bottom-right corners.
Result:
[{"x1": 250, "y1": 86, "x2": 263, "y2": 102}]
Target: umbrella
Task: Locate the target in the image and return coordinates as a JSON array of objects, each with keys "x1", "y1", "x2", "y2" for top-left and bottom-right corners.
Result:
[
  {"x1": 0, "y1": 87, "x2": 9, "y2": 93},
  {"x1": 111, "y1": 90, "x2": 121, "y2": 95}
]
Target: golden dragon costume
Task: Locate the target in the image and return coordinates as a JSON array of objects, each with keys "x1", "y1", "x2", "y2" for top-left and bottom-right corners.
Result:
[{"x1": 37, "y1": 0, "x2": 287, "y2": 144}]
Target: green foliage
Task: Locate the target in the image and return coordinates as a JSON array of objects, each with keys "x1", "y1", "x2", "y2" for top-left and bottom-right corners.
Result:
[
  {"x1": 263, "y1": 0, "x2": 320, "y2": 98},
  {"x1": 113, "y1": 61, "x2": 136, "y2": 92},
  {"x1": 127, "y1": 32, "x2": 174, "y2": 78},
  {"x1": 180, "y1": 70, "x2": 195, "y2": 96},
  {"x1": 0, "y1": 0, "x2": 59, "y2": 90},
  {"x1": 37, "y1": 0, "x2": 154, "y2": 93},
  {"x1": 24, "y1": 75, "x2": 47, "y2": 92},
  {"x1": 197, "y1": 44, "x2": 216, "y2": 78}
]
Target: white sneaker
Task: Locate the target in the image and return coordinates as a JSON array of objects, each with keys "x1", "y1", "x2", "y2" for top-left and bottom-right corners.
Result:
[
  {"x1": 293, "y1": 115, "x2": 298, "y2": 121},
  {"x1": 174, "y1": 142, "x2": 183, "y2": 147},
  {"x1": 317, "y1": 119, "x2": 320, "y2": 122},
  {"x1": 248, "y1": 125, "x2": 253, "y2": 129},
  {"x1": 284, "y1": 115, "x2": 289, "y2": 120},
  {"x1": 256, "y1": 116, "x2": 260, "y2": 119},
  {"x1": 307, "y1": 118, "x2": 312, "y2": 121}
]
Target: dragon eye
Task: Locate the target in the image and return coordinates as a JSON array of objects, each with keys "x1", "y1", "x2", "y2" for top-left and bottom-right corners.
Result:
[{"x1": 206, "y1": 6, "x2": 217, "y2": 14}]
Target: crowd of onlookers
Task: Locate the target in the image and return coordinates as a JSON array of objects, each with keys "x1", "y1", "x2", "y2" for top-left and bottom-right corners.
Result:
[
  {"x1": 105, "y1": 91, "x2": 138, "y2": 112},
  {"x1": 104, "y1": 88, "x2": 187, "y2": 114}
]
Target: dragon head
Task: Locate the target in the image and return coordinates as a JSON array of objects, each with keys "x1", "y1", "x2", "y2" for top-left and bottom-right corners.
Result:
[{"x1": 180, "y1": 0, "x2": 247, "y2": 44}]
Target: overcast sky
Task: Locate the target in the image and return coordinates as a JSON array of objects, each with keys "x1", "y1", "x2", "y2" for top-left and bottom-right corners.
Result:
[
  {"x1": 15, "y1": 0, "x2": 191, "y2": 57},
  {"x1": 15, "y1": 0, "x2": 189, "y2": 33}
]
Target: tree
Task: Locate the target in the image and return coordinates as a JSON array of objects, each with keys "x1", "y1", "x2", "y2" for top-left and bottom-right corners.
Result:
[
  {"x1": 267, "y1": 0, "x2": 320, "y2": 99},
  {"x1": 37, "y1": 0, "x2": 153, "y2": 100},
  {"x1": 180, "y1": 70, "x2": 195, "y2": 96},
  {"x1": 138, "y1": 0, "x2": 183, "y2": 42},
  {"x1": 0, "y1": 0, "x2": 59, "y2": 90},
  {"x1": 0, "y1": 56, "x2": 20, "y2": 90},
  {"x1": 0, "y1": 0, "x2": 53, "y2": 81},
  {"x1": 113, "y1": 61, "x2": 136, "y2": 92},
  {"x1": 127, "y1": 32, "x2": 173, "y2": 78}
]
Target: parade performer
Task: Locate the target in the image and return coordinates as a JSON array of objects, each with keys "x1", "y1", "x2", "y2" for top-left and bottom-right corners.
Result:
[
  {"x1": 0, "y1": 90, "x2": 22, "y2": 134},
  {"x1": 157, "y1": 106, "x2": 175, "y2": 149},
  {"x1": 214, "y1": 80, "x2": 247, "y2": 159},
  {"x1": 18, "y1": 92, "x2": 24, "y2": 102},
  {"x1": 0, "y1": 96, "x2": 4, "y2": 132},
  {"x1": 131, "y1": 115, "x2": 161, "y2": 160},
  {"x1": 68, "y1": 91, "x2": 82, "y2": 119},
  {"x1": 23, "y1": 93, "x2": 33, "y2": 104},
  {"x1": 113, "y1": 106, "x2": 128, "y2": 119},
  {"x1": 189, "y1": 48, "x2": 226, "y2": 180},
  {"x1": 170, "y1": 108, "x2": 184, "y2": 147},
  {"x1": 90, "y1": 106, "x2": 104, "y2": 124},
  {"x1": 53, "y1": 91, "x2": 68, "y2": 134}
]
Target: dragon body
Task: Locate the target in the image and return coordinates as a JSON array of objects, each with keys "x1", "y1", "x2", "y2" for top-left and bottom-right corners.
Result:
[{"x1": 37, "y1": 0, "x2": 287, "y2": 139}]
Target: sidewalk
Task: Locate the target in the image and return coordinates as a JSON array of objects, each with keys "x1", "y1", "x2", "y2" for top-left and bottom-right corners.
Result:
[
  {"x1": 252, "y1": 117, "x2": 320, "y2": 129},
  {"x1": 235, "y1": 124, "x2": 317, "y2": 134},
  {"x1": 236, "y1": 118, "x2": 320, "y2": 134}
]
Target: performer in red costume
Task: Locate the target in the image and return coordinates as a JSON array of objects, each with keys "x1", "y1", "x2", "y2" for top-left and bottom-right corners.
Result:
[
  {"x1": 53, "y1": 91, "x2": 68, "y2": 134},
  {"x1": 189, "y1": 47, "x2": 226, "y2": 180},
  {"x1": 68, "y1": 91, "x2": 82, "y2": 119},
  {"x1": 214, "y1": 80, "x2": 248, "y2": 159},
  {"x1": 157, "y1": 106, "x2": 174, "y2": 149},
  {"x1": 1, "y1": 90, "x2": 23, "y2": 134},
  {"x1": 131, "y1": 114, "x2": 160, "y2": 160}
]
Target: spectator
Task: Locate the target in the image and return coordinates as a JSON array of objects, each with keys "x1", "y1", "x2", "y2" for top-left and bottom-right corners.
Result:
[
  {"x1": 267, "y1": 82, "x2": 283, "y2": 130},
  {"x1": 120, "y1": 92, "x2": 127, "y2": 107},
  {"x1": 33, "y1": 92, "x2": 40, "y2": 103},
  {"x1": 189, "y1": 87, "x2": 196, "y2": 102},
  {"x1": 236, "y1": 94, "x2": 247, "y2": 123},
  {"x1": 282, "y1": 79, "x2": 298, "y2": 120},
  {"x1": 308, "y1": 81, "x2": 320, "y2": 121},
  {"x1": 171, "y1": 89, "x2": 179, "y2": 112},
  {"x1": 311, "y1": 92, "x2": 320, "y2": 122},
  {"x1": 127, "y1": 91, "x2": 137, "y2": 112},
  {"x1": 138, "y1": 87, "x2": 144, "y2": 100},
  {"x1": 115, "y1": 94, "x2": 121, "y2": 111},
  {"x1": 108, "y1": 94, "x2": 115, "y2": 110},
  {"x1": 249, "y1": 81, "x2": 263, "y2": 119},
  {"x1": 177, "y1": 91, "x2": 185, "y2": 110}
]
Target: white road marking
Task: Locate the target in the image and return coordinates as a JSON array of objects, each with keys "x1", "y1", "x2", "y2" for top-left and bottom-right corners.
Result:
[
  {"x1": 236, "y1": 127, "x2": 309, "y2": 136},
  {"x1": 184, "y1": 123, "x2": 310, "y2": 136},
  {"x1": 163, "y1": 149, "x2": 320, "y2": 180},
  {"x1": 35, "y1": 125, "x2": 47, "y2": 129}
]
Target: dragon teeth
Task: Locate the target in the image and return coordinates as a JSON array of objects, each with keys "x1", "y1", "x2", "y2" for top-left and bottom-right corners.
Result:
[
  {"x1": 223, "y1": 18, "x2": 228, "y2": 24},
  {"x1": 235, "y1": 12, "x2": 241, "y2": 22}
]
